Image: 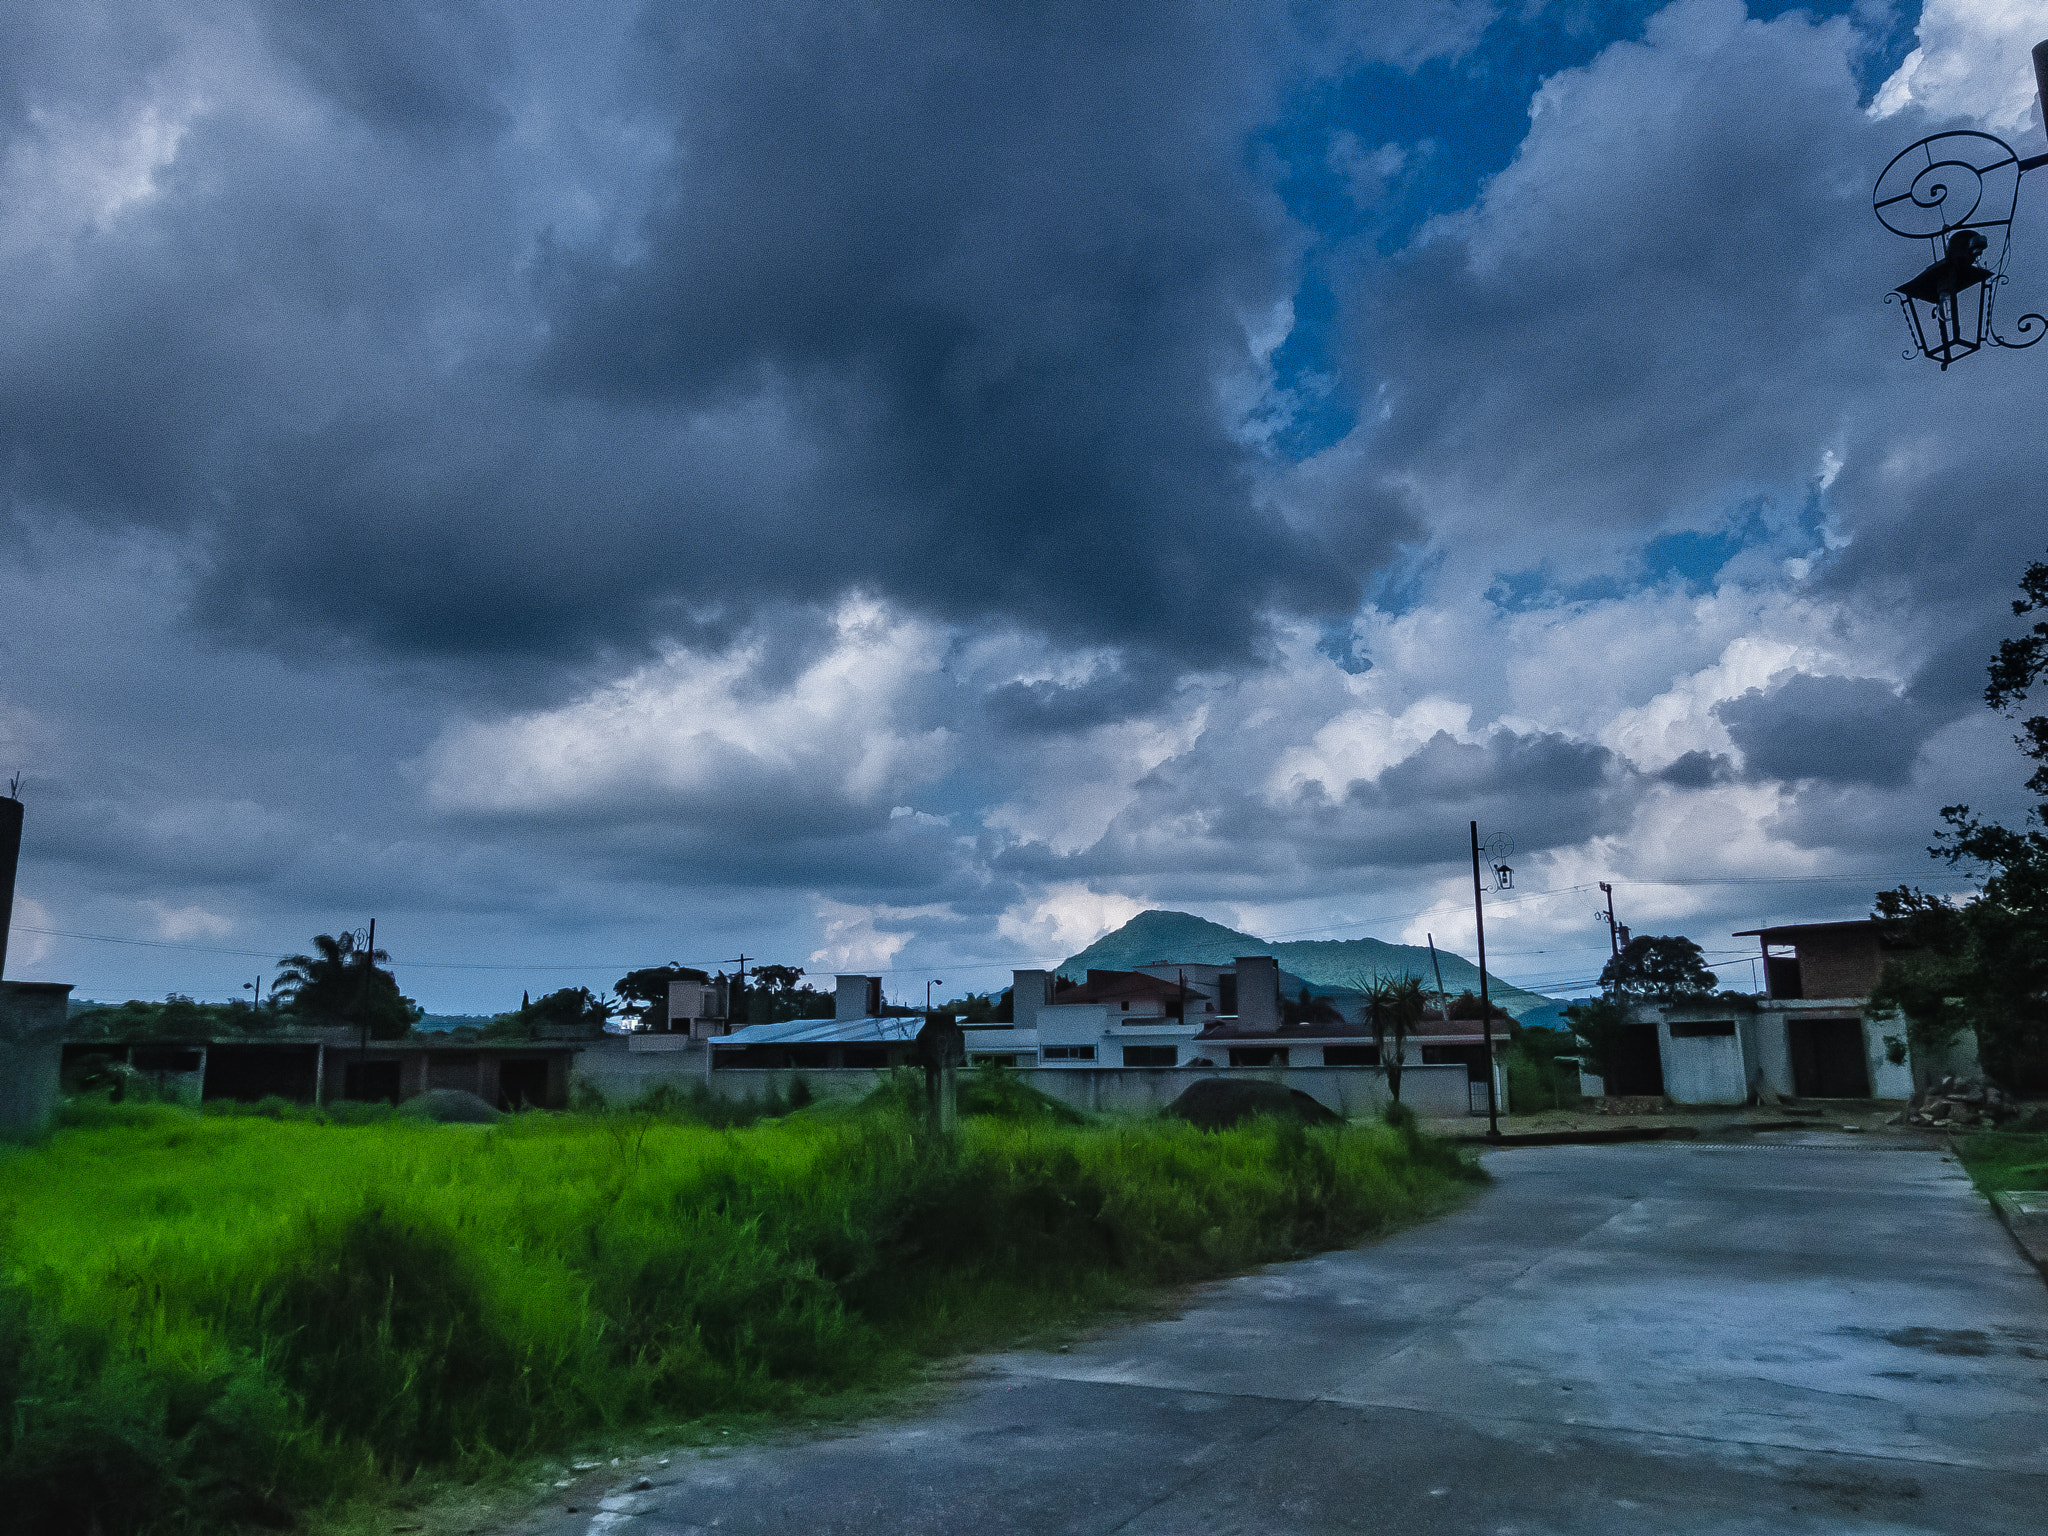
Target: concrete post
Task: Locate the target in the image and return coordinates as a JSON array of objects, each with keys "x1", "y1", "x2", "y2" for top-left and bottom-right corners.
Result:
[{"x1": 0, "y1": 980, "x2": 71, "y2": 1140}]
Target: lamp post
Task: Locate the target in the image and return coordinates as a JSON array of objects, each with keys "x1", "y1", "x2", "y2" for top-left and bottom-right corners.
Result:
[{"x1": 1873, "y1": 41, "x2": 2048, "y2": 368}]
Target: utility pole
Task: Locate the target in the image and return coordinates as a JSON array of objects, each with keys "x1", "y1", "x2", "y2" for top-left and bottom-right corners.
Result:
[
  {"x1": 729, "y1": 954, "x2": 750, "y2": 1026},
  {"x1": 1426, "y1": 934, "x2": 1448, "y2": 1015},
  {"x1": 358, "y1": 918, "x2": 376, "y2": 1065},
  {"x1": 1599, "y1": 882, "x2": 1620, "y2": 961},
  {"x1": 1469, "y1": 822, "x2": 1500, "y2": 1140}
]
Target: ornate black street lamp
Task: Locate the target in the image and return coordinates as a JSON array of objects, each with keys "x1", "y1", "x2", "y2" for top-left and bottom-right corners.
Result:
[{"x1": 1873, "y1": 42, "x2": 2048, "y2": 369}]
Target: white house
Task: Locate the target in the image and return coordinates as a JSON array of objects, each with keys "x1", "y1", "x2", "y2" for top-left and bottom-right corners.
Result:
[{"x1": 1588, "y1": 920, "x2": 1929, "y2": 1105}]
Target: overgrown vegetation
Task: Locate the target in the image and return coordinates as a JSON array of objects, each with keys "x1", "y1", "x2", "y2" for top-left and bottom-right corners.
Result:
[
  {"x1": 1869, "y1": 549, "x2": 2048, "y2": 1091},
  {"x1": 68, "y1": 995, "x2": 277, "y2": 1040},
  {"x1": 0, "y1": 1085, "x2": 1477, "y2": 1535},
  {"x1": 1503, "y1": 1022, "x2": 1582, "y2": 1114},
  {"x1": 1952, "y1": 1123, "x2": 2048, "y2": 1195},
  {"x1": 482, "y1": 985, "x2": 615, "y2": 1039}
]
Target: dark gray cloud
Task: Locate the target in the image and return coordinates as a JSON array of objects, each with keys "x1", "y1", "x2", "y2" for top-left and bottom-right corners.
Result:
[
  {"x1": 1715, "y1": 672, "x2": 1939, "y2": 786},
  {"x1": 10, "y1": 0, "x2": 2046, "y2": 1012},
  {"x1": 993, "y1": 724, "x2": 1634, "y2": 894},
  {"x1": 0, "y1": 0, "x2": 1461, "y2": 693},
  {"x1": 1655, "y1": 749, "x2": 1733, "y2": 788}
]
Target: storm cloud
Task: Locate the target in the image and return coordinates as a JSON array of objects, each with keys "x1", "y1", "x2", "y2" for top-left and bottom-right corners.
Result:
[
  {"x1": 1715, "y1": 672, "x2": 1944, "y2": 786},
  {"x1": 5, "y1": 0, "x2": 2046, "y2": 1010}
]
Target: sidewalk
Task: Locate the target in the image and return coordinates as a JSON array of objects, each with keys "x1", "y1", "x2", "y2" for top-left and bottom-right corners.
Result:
[{"x1": 1417, "y1": 1099, "x2": 1932, "y2": 1144}]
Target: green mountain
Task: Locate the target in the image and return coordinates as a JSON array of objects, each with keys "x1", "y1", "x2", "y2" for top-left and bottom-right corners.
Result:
[{"x1": 1057, "y1": 909, "x2": 1553, "y2": 1018}]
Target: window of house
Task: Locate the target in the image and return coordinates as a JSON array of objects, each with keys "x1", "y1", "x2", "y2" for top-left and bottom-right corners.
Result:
[
  {"x1": 1042, "y1": 1046, "x2": 1096, "y2": 1060},
  {"x1": 1667, "y1": 1020, "x2": 1735, "y2": 1038},
  {"x1": 1123, "y1": 1046, "x2": 1177, "y2": 1067},
  {"x1": 1323, "y1": 1045, "x2": 1379, "y2": 1066},
  {"x1": 1228, "y1": 1047, "x2": 1285, "y2": 1067},
  {"x1": 1121, "y1": 1001, "x2": 1130, "y2": 1010},
  {"x1": 970, "y1": 1053, "x2": 1020, "y2": 1067}
]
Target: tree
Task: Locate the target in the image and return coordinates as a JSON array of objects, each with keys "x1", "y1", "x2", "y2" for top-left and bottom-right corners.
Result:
[
  {"x1": 748, "y1": 964, "x2": 835, "y2": 1023},
  {"x1": 272, "y1": 932, "x2": 422, "y2": 1039},
  {"x1": 1599, "y1": 935, "x2": 1716, "y2": 999},
  {"x1": 613, "y1": 964, "x2": 708, "y2": 1026},
  {"x1": 1360, "y1": 971, "x2": 1426, "y2": 1102},
  {"x1": 1867, "y1": 549, "x2": 2048, "y2": 1088},
  {"x1": 1444, "y1": 989, "x2": 1509, "y2": 1021},
  {"x1": 1505, "y1": 1014, "x2": 1583, "y2": 1111},
  {"x1": 1869, "y1": 814, "x2": 2048, "y2": 1086},
  {"x1": 944, "y1": 990, "x2": 1013, "y2": 1023},
  {"x1": 1561, "y1": 995, "x2": 1630, "y2": 1086},
  {"x1": 487, "y1": 985, "x2": 613, "y2": 1039},
  {"x1": 1986, "y1": 550, "x2": 2048, "y2": 794}
]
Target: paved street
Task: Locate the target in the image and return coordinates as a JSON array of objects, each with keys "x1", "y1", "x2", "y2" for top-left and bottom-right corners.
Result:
[{"x1": 527, "y1": 1140, "x2": 2048, "y2": 1534}]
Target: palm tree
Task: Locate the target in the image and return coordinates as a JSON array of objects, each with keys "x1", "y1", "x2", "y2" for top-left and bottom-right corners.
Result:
[
  {"x1": 273, "y1": 932, "x2": 419, "y2": 1039},
  {"x1": 1361, "y1": 971, "x2": 1426, "y2": 1103}
]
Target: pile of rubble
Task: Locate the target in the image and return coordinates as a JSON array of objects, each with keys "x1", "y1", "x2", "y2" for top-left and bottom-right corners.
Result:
[{"x1": 1901, "y1": 1075, "x2": 2018, "y2": 1129}]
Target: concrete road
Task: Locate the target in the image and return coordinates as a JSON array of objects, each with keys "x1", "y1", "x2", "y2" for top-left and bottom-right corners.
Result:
[{"x1": 528, "y1": 1141, "x2": 2048, "y2": 1535}]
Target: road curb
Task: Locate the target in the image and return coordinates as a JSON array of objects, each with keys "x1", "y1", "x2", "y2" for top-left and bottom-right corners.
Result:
[
  {"x1": 1452, "y1": 1126, "x2": 1702, "y2": 1147},
  {"x1": 1985, "y1": 1189, "x2": 2048, "y2": 1286}
]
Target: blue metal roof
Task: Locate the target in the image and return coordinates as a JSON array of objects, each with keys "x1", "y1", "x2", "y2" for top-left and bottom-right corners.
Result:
[{"x1": 710, "y1": 1015, "x2": 923, "y2": 1047}]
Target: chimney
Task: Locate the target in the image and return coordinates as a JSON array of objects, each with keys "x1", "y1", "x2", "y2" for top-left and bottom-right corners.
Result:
[
  {"x1": 1233, "y1": 956, "x2": 1281, "y2": 1033},
  {"x1": 0, "y1": 791, "x2": 19, "y2": 980},
  {"x1": 836, "y1": 974, "x2": 882, "y2": 1020},
  {"x1": 1011, "y1": 969, "x2": 1054, "y2": 1032}
]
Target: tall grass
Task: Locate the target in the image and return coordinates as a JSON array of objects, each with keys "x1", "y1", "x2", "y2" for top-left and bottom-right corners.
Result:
[{"x1": 0, "y1": 1089, "x2": 1479, "y2": 1534}]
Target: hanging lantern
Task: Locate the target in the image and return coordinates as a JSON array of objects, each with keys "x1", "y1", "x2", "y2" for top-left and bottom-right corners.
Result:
[{"x1": 1873, "y1": 130, "x2": 2046, "y2": 369}]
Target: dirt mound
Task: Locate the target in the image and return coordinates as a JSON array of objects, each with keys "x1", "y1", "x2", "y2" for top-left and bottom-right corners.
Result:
[
  {"x1": 398, "y1": 1088, "x2": 502, "y2": 1124},
  {"x1": 1164, "y1": 1077, "x2": 1341, "y2": 1130}
]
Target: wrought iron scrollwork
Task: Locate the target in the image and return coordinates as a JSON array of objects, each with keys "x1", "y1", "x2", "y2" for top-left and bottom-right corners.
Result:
[
  {"x1": 1873, "y1": 130, "x2": 2038, "y2": 368},
  {"x1": 1873, "y1": 131, "x2": 2016, "y2": 241},
  {"x1": 1990, "y1": 275, "x2": 2046, "y2": 349}
]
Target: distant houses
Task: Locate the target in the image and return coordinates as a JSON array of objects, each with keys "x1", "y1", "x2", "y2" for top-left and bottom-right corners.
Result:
[
  {"x1": 1588, "y1": 918, "x2": 1939, "y2": 1105},
  {"x1": 47, "y1": 913, "x2": 1958, "y2": 1120},
  {"x1": 684, "y1": 954, "x2": 1509, "y2": 1115}
]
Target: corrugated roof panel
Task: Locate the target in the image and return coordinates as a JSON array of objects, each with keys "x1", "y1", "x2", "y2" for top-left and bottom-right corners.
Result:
[{"x1": 711, "y1": 1016, "x2": 924, "y2": 1047}]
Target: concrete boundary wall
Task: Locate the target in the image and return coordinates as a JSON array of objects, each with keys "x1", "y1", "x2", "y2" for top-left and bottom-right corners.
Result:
[
  {"x1": 572, "y1": 1050, "x2": 1477, "y2": 1120},
  {"x1": 0, "y1": 981, "x2": 71, "y2": 1140}
]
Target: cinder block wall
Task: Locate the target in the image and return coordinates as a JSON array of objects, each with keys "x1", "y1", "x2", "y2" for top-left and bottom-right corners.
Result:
[{"x1": 0, "y1": 981, "x2": 71, "y2": 1140}]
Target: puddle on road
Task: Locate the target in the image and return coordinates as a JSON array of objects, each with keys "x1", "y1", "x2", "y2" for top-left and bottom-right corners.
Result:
[{"x1": 1837, "y1": 1325, "x2": 2048, "y2": 1360}]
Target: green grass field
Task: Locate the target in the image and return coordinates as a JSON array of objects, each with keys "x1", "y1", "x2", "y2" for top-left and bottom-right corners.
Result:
[{"x1": 0, "y1": 1082, "x2": 1480, "y2": 1534}]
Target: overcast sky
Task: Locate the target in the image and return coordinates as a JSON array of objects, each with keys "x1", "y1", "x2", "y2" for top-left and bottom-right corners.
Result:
[{"x1": 4, "y1": 0, "x2": 2044, "y2": 1012}]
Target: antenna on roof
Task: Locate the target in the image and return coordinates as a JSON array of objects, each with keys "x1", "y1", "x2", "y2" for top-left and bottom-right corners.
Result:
[{"x1": 5, "y1": 772, "x2": 20, "y2": 799}]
